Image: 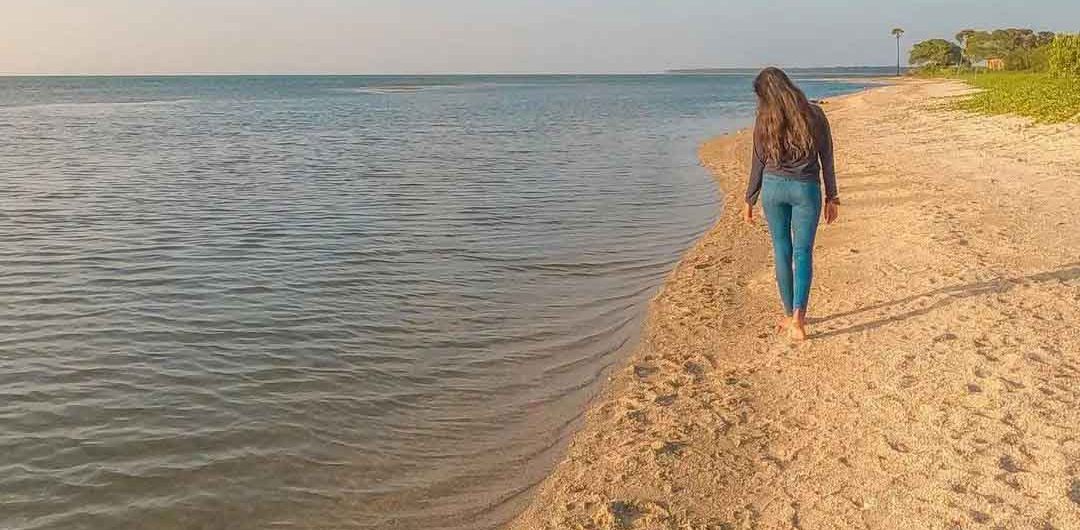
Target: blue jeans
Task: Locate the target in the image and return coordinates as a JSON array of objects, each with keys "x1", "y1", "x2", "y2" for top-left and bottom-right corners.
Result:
[{"x1": 761, "y1": 175, "x2": 822, "y2": 315}]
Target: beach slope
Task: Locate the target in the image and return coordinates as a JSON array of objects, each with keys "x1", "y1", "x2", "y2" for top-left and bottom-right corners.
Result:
[{"x1": 509, "y1": 79, "x2": 1080, "y2": 529}]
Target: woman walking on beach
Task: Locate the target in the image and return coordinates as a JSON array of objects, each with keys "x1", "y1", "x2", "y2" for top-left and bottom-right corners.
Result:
[{"x1": 742, "y1": 67, "x2": 839, "y2": 340}]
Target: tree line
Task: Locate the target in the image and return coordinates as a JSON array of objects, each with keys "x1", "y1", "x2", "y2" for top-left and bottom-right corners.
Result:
[{"x1": 909, "y1": 28, "x2": 1080, "y2": 77}]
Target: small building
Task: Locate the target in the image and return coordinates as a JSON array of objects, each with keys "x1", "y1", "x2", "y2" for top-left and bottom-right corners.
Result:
[{"x1": 986, "y1": 58, "x2": 1006, "y2": 71}]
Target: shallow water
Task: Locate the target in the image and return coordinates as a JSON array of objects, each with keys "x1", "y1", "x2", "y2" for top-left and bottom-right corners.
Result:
[{"x1": 0, "y1": 74, "x2": 870, "y2": 529}]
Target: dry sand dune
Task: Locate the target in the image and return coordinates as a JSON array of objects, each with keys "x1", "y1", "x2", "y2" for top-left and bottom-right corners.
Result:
[{"x1": 508, "y1": 79, "x2": 1080, "y2": 530}]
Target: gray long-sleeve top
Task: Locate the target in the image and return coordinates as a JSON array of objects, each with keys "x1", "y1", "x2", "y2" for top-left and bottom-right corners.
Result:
[{"x1": 745, "y1": 104, "x2": 838, "y2": 205}]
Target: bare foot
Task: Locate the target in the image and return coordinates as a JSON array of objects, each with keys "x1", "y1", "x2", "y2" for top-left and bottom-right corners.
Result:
[
  {"x1": 776, "y1": 316, "x2": 791, "y2": 333},
  {"x1": 790, "y1": 310, "x2": 809, "y2": 341},
  {"x1": 789, "y1": 319, "x2": 808, "y2": 341}
]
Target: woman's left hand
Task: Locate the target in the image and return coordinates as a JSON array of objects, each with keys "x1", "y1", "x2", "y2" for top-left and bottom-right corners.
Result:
[{"x1": 824, "y1": 201, "x2": 839, "y2": 224}]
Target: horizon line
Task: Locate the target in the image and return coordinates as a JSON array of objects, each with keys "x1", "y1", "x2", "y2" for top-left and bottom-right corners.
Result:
[{"x1": 0, "y1": 66, "x2": 901, "y2": 78}]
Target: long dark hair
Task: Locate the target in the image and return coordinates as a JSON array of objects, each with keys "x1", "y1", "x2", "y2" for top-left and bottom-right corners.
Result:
[{"x1": 753, "y1": 67, "x2": 816, "y2": 166}]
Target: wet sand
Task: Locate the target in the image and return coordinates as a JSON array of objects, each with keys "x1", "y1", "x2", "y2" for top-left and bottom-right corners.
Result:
[{"x1": 508, "y1": 79, "x2": 1080, "y2": 529}]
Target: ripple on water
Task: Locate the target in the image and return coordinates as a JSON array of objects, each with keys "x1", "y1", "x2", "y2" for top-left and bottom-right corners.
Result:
[{"x1": 0, "y1": 74, "x2": 871, "y2": 530}]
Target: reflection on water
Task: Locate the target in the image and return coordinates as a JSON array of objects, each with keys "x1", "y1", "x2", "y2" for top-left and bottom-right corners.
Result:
[{"x1": 0, "y1": 74, "x2": 867, "y2": 529}]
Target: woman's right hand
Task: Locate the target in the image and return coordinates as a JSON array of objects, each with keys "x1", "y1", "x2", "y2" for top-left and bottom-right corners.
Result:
[
  {"x1": 742, "y1": 203, "x2": 754, "y2": 224},
  {"x1": 824, "y1": 201, "x2": 839, "y2": 224}
]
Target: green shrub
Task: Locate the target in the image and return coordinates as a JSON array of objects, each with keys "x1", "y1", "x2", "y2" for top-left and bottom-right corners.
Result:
[
  {"x1": 954, "y1": 73, "x2": 1080, "y2": 123},
  {"x1": 1048, "y1": 34, "x2": 1080, "y2": 77},
  {"x1": 1005, "y1": 47, "x2": 1049, "y2": 72},
  {"x1": 910, "y1": 39, "x2": 963, "y2": 67},
  {"x1": 914, "y1": 65, "x2": 949, "y2": 77}
]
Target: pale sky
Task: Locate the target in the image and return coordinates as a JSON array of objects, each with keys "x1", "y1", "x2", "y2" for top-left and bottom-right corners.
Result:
[{"x1": 1, "y1": 0, "x2": 1077, "y2": 75}]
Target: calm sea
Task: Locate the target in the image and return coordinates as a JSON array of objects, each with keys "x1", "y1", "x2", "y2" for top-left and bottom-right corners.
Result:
[{"x1": 0, "y1": 73, "x2": 873, "y2": 529}]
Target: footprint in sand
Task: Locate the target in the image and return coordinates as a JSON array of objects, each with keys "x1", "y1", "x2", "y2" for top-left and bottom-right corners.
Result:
[
  {"x1": 633, "y1": 365, "x2": 657, "y2": 379},
  {"x1": 968, "y1": 510, "x2": 992, "y2": 524},
  {"x1": 602, "y1": 500, "x2": 641, "y2": 529},
  {"x1": 650, "y1": 440, "x2": 685, "y2": 460},
  {"x1": 683, "y1": 361, "x2": 706, "y2": 379},
  {"x1": 596, "y1": 500, "x2": 671, "y2": 529},
  {"x1": 998, "y1": 455, "x2": 1024, "y2": 473},
  {"x1": 1068, "y1": 478, "x2": 1080, "y2": 506}
]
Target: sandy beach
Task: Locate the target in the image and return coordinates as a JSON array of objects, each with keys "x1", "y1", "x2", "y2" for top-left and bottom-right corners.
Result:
[{"x1": 509, "y1": 79, "x2": 1080, "y2": 529}]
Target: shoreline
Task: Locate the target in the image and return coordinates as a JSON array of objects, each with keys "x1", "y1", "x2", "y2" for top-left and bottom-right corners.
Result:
[{"x1": 508, "y1": 78, "x2": 1080, "y2": 529}]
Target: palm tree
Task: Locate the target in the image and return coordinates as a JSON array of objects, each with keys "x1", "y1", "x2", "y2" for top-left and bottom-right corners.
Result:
[{"x1": 891, "y1": 28, "x2": 905, "y2": 76}]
